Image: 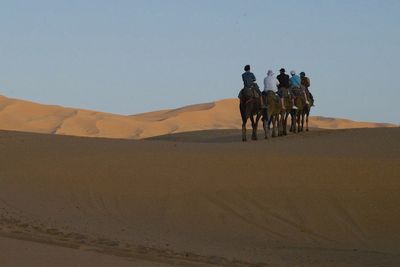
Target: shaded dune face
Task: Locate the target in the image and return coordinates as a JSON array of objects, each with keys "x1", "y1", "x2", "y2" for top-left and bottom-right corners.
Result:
[
  {"x1": 0, "y1": 128, "x2": 399, "y2": 266},
  {"x1": 0, "y1": 95, "x2": 396, "y2": 139}
]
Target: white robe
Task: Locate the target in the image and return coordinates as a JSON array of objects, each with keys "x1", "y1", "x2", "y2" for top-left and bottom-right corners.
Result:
[{"x1": 263, "y1": 75, "x2": 279, "y2": 92}]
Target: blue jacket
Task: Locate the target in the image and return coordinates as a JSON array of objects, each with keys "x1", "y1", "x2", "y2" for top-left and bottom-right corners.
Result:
[
  {"x1": 242, "y1": 71, "x2": 256, "y2": 88},
  {"x1": 290, "y1": 74, "x2": 301, "y2": 88}
]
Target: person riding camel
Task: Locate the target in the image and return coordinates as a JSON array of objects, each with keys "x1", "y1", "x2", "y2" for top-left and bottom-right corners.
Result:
[
  {"x1": 277, "y1": 68, "x2": 289, "y2": 109},
  {"x1": 289, "y1": 70, "x2": 300, "y2": 108},
  {"x1": 241, "y1": 65, "x2": 266, "y2": 108},
  {"x1": 263, "y1": 69, "x2": 279, "y2": 105},
  {"x1": 289, "y1": 70, "x2": 309, "y2": 107},
  {"x1": 300, "y1": 72, "x2": 314, "y2": 106}
]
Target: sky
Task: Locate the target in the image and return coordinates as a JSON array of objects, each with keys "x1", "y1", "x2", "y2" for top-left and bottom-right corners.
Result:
[{"x1": 0, "y1": 0, "x2": 399, "y2": 124}]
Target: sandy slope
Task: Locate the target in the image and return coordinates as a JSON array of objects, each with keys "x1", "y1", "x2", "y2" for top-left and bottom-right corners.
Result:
[
  {"x1": 0, "y1": 95, "x2": 396, "y2": 139},
  {"x1": 0, "y1": 236, "x2": 167, "y2": 267},
  {"x1": 0, "y1": 128, "x2": 399, "y2": 266}
]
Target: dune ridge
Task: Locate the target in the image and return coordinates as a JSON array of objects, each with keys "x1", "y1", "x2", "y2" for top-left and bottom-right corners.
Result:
[
  {"x1": 0, "y1": 95, "x2": 396, "y2": 139},
  {"x1": 0, "y1": 96, "x2": 395, "y2": 139}
]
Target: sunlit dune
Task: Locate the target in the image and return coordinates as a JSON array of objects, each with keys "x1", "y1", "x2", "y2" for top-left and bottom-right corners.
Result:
[{"x1": 0, "y1": 95, "x2": 395, "y2": 139}]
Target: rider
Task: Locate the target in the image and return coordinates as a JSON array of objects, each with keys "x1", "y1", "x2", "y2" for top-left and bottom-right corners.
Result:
[
  {"x1": 290, "y1": 70, "x2": 309, "y2": 107},
  {"x1": 263, "y1": 70, "x2": 279, "y2": 92},
  {"x1": 289, "y1": 70, "x2": 301, "y2": 88},
  {"x1": 242, "y1": 65, "x2": 256, "y2": 88},
  {"x1": 300, "y1": 72, "x2": 314, "y2": 106},
  {"x1": 277, "y1": 68, "x2": 290, "y2": 109},
  {"x1": 263, "y1": 70, "x2": 279, "y2": 113},
  {"x1": 241, "y1": 65, "x2": 266, "y2": 108}
]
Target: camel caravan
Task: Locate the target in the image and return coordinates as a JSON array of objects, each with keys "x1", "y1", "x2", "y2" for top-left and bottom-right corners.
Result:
[{"x1": 238, "y1": 65, "x2": 314, "y2": 141}]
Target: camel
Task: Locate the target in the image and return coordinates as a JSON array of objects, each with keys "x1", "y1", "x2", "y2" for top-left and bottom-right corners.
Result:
[
  {"x1": 279, "y1": 87, "x2": 293, "y2": 136},
  {"x1": 239, "y1": 87, "x2": 268, "y2": 141},
  {"x1": 290, "y1": 88, "x2": 308, "y2": 133},
  {"x1": 302, "y1": 92, "x2": 314, "y2": 131},
  {"x1": 264, "y1": 90, "x2": 283, "y2": 137}
]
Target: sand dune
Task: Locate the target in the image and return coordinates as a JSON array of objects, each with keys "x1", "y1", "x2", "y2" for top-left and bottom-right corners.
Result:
[
  {"x1": 0, "y1": 128, "x2": 399, "y2": 266},
  {"x1": 0, "y1": 95, "x2": 396, "y2": 139}
]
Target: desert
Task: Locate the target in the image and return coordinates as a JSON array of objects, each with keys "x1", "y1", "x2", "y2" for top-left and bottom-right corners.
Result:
[
  {"x1": 1, "y1": 1, "x2": 399, "y2": 266},
  {"x1": 0, "y1": 119, "x2": 399, "y2": 266}
]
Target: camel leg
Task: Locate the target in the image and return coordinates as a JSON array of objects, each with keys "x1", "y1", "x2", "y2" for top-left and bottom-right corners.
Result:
[
  {"x1": 242, "y1": 113, "x2": 248, "y2": 141},
  {"x1": 296, "y1": 114, "x2": 301, "y2": 133},
  {"x1": 253, "y1": 117, "x2": 260, "y2": 141},
  {"x1": 277, "y1": 114, "x2": 281, "y2": 136},
  {"x1": 272, "y1": 116, "x2": 277, "y2": 137},
  {"x1": 299, "y1": 112, "x2": 304, "y2": 132},
  {"x1": 271, "y1": 116, "x2": 275, "y2": 137},
  {"x1": 282, "y1": 112, "x2": 287, "y2": 136},
  {"x1": 255, "y1": 115, "x2": 261, "y2": 140},
  {"x1": 262, "y1": 111, "x2": 268, "y2": 139},
  {"x1": 254, "y1": 112, "x2": 262, "y2": 140},
  {"x1": 263, "y1": 119, "x2": 268, "y2": 139},
  {"x1": 306, "y1": 113, "x2": 309, "y2": 131},
  {"x1": 268, "y1": 116, "x2": 273, "y2": 137},
  {"x1": 240, "y1": 103, "x2": 246, "y2": 142},
  {"x1": 267, "y1": 116, "x2": 272, "y2": 129},
  {"x1": 250, "y1": 115, "x2": 257, "y2": 140},
  {"x1": 242, "y1": 121, "x2": 247, "y2": 142},
  {"x1": 291, "y1": 111, "x2": 296, "y2": 133},
  {"x1": 284, "y1": 112, "x2": 289, "y2": 135}
]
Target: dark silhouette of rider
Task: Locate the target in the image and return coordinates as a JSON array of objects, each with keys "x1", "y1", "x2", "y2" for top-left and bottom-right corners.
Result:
[{"x1": 241, "y1": 65, "x2": 266, "y2": 108}]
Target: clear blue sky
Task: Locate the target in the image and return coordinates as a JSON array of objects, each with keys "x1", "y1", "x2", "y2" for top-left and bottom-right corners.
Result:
[{"x1": 0, "y1": 0, "x2": 399, "y2": 123}]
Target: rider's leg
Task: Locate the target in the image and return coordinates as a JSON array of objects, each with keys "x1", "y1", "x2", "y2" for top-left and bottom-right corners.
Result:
[
  {"x1": 252, "y1": 84, "x2": 266, "y2": 108},
  {"x1": 301, "y1": 86, "x2": 309, "y2": 105},
  {"x1": 291, "y1": 88, "x2": 299, "y2": 109},
  {"x1": 277, "y1": 90, "x2": 285, "y2": 109},
  {"x1": 280, "y1": 97, "x2": 285, "y2": 109},
  {"x1": 309, "y1": 91, "x2": 315, "y2": 105},
  {"x1": 304, "y1": 91, "x2": 309, "y2": 105},
  {"x1": 260, "y1": 96, "x2": 266, "y2": 108},
  {"x1": 290, "y1": 91, "x2": 296, "y2": 109}
]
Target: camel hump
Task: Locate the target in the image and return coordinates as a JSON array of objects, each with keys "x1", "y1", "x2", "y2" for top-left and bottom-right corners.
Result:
[{"x1": 238, "y1": 86, "x2": 261, "y2": 100}]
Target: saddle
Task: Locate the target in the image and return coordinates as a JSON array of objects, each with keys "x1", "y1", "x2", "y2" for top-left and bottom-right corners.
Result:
[
  {"x1": 272, "y1": 92, "x2": 281, "y2": 104},
  {"x1": 264, "y1": 90, "x2": 280, "y2": 105},
  {"x1": 291, "y1": 87, "x2": 303, "y2": 97},
  {"x1": 238, "y1": 83, "x2": 261, "y2": 99},
  {"x1": 278, "y1": 87, "x2": 289, "y2": 97}
]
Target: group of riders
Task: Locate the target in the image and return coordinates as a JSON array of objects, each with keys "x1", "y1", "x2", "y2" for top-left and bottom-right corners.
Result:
[{"x1": 239, "y1": 65, "x2": 314, "y2": 110}]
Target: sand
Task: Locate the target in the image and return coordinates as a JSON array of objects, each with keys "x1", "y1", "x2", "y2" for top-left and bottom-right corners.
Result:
[
  {"x1": 0, "y1": 236, "x2": 167, "y2": 267},
  {"x1": 0, "y1": 95, "x2": 396, "y2": 139},
  {"x1": 0, "y1": 127, "x2": 399, "y2": 266}
]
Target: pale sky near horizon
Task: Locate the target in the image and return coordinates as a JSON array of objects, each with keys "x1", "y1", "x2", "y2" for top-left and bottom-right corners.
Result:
[{"x1": 0, "y1": 0, "x2": 399, "y2": 124}]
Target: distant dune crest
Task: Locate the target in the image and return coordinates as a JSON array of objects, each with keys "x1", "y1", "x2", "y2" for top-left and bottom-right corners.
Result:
[{"x1": 0, "y1": 95, "x2": 395, "y2": 139}]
